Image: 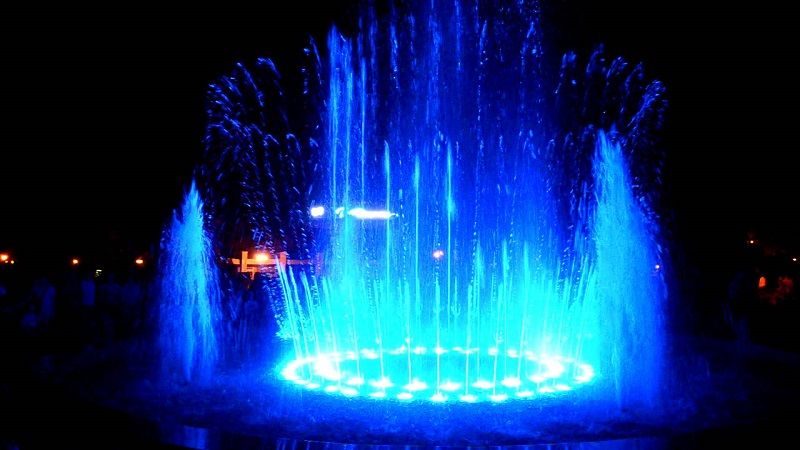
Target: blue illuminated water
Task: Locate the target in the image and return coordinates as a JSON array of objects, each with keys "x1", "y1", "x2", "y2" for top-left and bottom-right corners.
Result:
[
  {"x1": 159, "y1": 181, "x2": 221, "y2": 384},
  {"x1": 274, "y1": 0, "x2": 667, "y2": 408}
]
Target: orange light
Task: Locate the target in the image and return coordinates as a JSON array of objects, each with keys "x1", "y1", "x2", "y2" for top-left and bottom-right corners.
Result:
[
  {"x1": 9, "y1": 260, "x2": 14, "y2": 265},
  {"x1": 758, "y1": 276, "x2": 767, "y2": 289},
  {"x1": 72, "y1": 258, "x2": 80, "y2": 266},
  {"x1": 432, "y1": 249, "x2": 445, "y2": 260},
  {"x1": 255, "y1": 253, "x2": 269, "y2": 263},
  {"x1": 135, "y1": 258, "x2": 144, "y2": 266},
  {"x1": 0, "y1": 253, "x2": 8, "y2": 262}
]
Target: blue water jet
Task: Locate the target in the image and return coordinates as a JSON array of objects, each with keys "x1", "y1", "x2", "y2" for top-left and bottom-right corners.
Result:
[
  {"x1": 159, "y1": 181, "x2": 221, "y2": 384},
  {"x1": 274, "y1": 0, "x2": 667, "y2": 408}
]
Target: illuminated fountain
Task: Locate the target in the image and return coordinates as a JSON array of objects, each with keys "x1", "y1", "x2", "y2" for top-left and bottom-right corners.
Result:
[
  {"x1": 36, "y1": 2, "x2": 800, "y2": 447},
  {"x1": 270, "y1": 0, "x2": 667, "y2": 408},
  {"x1": 158, "y1": 181, "x2": 221, "y2": 384}
]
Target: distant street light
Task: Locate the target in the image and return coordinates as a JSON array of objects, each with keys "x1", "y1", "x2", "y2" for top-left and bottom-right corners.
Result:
[
  {"x1": 347, "y1": 208, "x2": 396, "y2": 220},
  {"x1": 310, "y1": 206, "x2": 326, "y2": 218}
]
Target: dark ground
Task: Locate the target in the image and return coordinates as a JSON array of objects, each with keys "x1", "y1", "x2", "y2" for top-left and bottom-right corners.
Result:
[{"x1": 2, "y1": 327, "x2": 799, "y2": 448}]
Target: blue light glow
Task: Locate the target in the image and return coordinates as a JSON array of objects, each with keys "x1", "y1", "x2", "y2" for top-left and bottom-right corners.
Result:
[
  {"x1": 253, "y1": 0, "x2": 667, "y2": 409},
  {"x1": 404, "y1": 380, "x2": 428, "y2": 391},
  {"x1": 280, "y1": 347, "x2": 594, "y2": 403},
  {"x1": 430, "y1": 393, "x2": 447, "y2": 402},
  {"x1": 346, "y1": 377, "x2": 365, "y2": 386},
  {"x1": 159, "y1": 182, "x2": 219, "y2": 384},
  {"x1": 472, "y1": 380, "x2": 494, "y2": 390}
]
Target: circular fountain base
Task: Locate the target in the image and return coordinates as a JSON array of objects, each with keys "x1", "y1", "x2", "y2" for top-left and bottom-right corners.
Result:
[
  {"x1": 280, "y1": 346, "x2": 594, "y2": 403},
  {"x1": 10, "y1": 336, "x2": 798, "y2": 447}
]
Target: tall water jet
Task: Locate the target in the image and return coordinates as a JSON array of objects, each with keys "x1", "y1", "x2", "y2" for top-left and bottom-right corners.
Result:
[
  {"x1": 275, "y1": 0, "x2": 667, "y2": 408},
  {"x1": 588, "y1": 131, "x2": 666, "y2": 408},
  {"x1": 159, "y1": 181, "x2": 221, "y2": 384}
]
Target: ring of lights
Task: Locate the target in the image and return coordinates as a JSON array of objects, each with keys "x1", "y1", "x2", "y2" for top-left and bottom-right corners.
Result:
[{"x1": 280, "y1": 346, "x2": 594, "y2": 403}]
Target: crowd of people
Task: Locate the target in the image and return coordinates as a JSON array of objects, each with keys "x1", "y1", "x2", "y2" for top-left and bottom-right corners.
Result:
[
  {"x1": 724, "y1": 256, "x2": 798, "y2": 349},
  {"x1": 0, "y1": 259, "x2": 279, "y2": 377},
  {"x1": 0, "y1": 264, "x2": 156, "y2": 369}
]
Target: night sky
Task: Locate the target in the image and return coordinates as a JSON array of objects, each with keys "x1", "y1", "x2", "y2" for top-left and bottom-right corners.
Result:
[{"x1": 2, "y1": 1, "x2": 798, "y2": 273}]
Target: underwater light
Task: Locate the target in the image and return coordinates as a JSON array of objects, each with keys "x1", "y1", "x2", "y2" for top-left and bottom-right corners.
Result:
[
  {"x1": 346, "y1": 377, "x2": 365, "y2": 386},
  {"x1": 459, "y1": 394, "x2": 478, "y2": 403},
  {"x1": 370, "y1": 377, "x2": 394, "y2": 389},
  {"x1": 489, "y1": 394, "x2": 508, "y2": 402},
  {"x1": 430, "y1": 393, "x2": 447, "y2": 402},
  {"x1": 341, "y1": 387, "x2": 359, "y2": 396},
  {"x1": 280, "y1": 347, "x2": 594, "y2": 403},
  {"x1": 472, "y1": 380, "x2": 494, "y2": 389},
  {"x1": 404, "y1": 379, "x2": 428, "y2": 391},
  {"x1": 439, "y1": 381, "x2": 461, "y2": 392}
]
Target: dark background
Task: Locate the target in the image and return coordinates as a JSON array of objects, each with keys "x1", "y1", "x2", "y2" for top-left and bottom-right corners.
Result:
[{"x1": 1, "y1": 0, "x2": 798, "y2": 276}]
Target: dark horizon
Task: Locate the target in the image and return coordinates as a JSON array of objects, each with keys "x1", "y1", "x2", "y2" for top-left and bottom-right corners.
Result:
[{"x1": 2, "y1": 0, "x2": 798, "y2": 271}]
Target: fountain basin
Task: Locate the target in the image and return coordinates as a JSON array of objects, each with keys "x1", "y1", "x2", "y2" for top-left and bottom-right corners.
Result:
[{"x1": 280, "y1": 346, "x2": 594, "y2": 403}]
